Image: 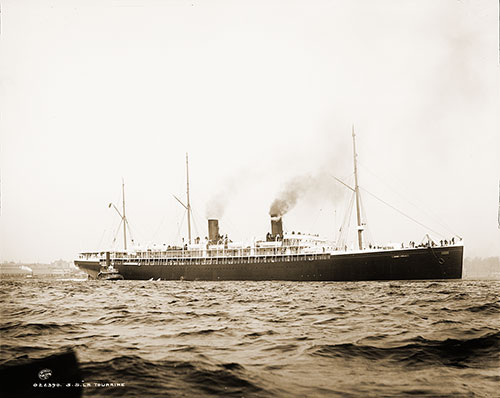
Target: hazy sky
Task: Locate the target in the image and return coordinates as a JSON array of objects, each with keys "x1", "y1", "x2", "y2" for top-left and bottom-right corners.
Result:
[{"x1": 1, "y1": 0, "x2": 499, "y2": 263}]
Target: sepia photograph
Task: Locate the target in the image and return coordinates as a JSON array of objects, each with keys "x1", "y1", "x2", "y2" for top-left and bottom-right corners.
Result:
[{"x1": 1, "y1": 0, "x2": 499, "y2": 397}]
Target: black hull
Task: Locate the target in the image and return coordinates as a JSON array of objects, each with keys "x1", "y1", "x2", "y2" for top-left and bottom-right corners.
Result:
[{"x1": 75, "y1": 246, "x2": 463, "y2": 281}]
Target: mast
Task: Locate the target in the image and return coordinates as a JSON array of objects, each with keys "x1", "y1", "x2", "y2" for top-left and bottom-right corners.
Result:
[
  {"x1": 122, "y1": 178, "x2": 127, "y2": 251},
  {"x1": 186, "y1": 153, "x2": 192, "y2": 244},
  {"x1": 352, "y1": 126, "x2": 363, "y2": 250}
]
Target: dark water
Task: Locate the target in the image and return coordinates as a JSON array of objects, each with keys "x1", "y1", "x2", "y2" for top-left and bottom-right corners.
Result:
[{"x1": 1, "y1": 279, "x2": 499, "y2": 397}]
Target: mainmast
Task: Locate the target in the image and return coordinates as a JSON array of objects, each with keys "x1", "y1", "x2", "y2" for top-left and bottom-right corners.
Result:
[
  {"x1": 186, "y1": 153, "x2": 192, "y2": 244},
  {"x1": 122, "y1": 179, "x2": 127, "y2": 251},
  {"x1": 352, "y1": 126, "x2": 363, "y2": 250}
]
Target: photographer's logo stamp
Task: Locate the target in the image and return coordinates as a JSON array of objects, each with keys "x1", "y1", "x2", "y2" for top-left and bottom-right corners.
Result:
[{"x1": 38, "y1": 368, "x2": 52, "y2": 380}]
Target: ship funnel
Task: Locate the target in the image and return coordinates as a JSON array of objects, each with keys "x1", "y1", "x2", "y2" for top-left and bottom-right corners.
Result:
[
  {"x1": 208, "y1": 219, "x2": 220, "y2": 243},
  {"x1": 270, "y1": 214, "x2": 283, "y2": 240}
]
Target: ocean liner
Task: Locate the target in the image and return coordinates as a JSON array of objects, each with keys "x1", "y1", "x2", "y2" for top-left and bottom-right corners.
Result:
[{"x1": 75, "y1": 131, "x2": 463, "y2": 281}]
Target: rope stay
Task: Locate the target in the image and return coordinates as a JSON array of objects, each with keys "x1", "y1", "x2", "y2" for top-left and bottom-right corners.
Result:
[
  {"x1": 124, "y1": 218, "x2": 135, "y2": 245},
  {"x1": 111, "y1": 219, "x2": 123, "y2": 247},
  {"x1": 151, "y1": 213, "x2": 168, "y2": 242},
  {"x1": 336, "y1": 191, "x2": 355, "y2": 249},
  {"x1": 359, "y1": 190, "x2": 373, "y2": 246},
  {"x1": 357, "y1": 161, "x2": 461, "y2": 238},
  {"x1": 360, "y1": 187, "x2": 448, "y2": 239},
  {"x1": 191, "y1": 206, "x2": 209, "y2": 239},
  {"x1": 190, "y1": 208, "x2": 200, "y2": 242},
  {"x1": 175, "y1": 211, "x2": 187, "y2": 244}
]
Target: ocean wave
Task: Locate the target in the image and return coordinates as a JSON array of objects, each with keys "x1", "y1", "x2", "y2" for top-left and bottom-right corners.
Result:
[
  {"x1": 0, "y1": 321, "x2": 23, "y2": 331},
  {"x1": 176, "y1": 328, "x2": 228, "y2": 337},
  {"x1": 310, "y1": 331, "x2": 500, "y2": 368},
  {"x1": 431, "y1": 319, "x2": 461, "y2": 325},
  {"x1": 465, "y1": 301, "x2": 500, "y2": 314},
  {"x1": 244, "y1": 330, "x2": 276, "y2": 338},
  {"x1": 425, "y1": 282, "x2": 446, "y2": 288},
  {"x1": 262, "y1": 343, "x2": 298, "y2": 353},
  {"x1": 80, "y1": 355, "x2": 267, "y2": 397},
  {"x1": 0, "y1": 346, "x2": 64, "y2": 366},
  {"x1": 5, "y1": 322, "x2": 83, "y2": 338}
]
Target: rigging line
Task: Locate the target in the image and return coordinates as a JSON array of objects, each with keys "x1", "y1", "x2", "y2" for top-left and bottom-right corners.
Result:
[
  {"x1": 337, "y1": 191, "x2": 355, "y2": 248},
  {"x1": 357, "y1": 161, "x2": 459, "y2": 237},
  {"x1": 343, "y1": 193, "x2": 355, "y2": 250},
  {"x1": 130, "y1": 221, "x2": 147, "y2": 245},
  {"x1": 189, "y1": 204, "x2": 209, "y2": 240},
  {"x1": 360, "y1": 187, "x2": 447, "y2": 239},
  {"x1": 190, "y1": 206, "x2": 207, "y2": 236},
  {"x1": 97, "y1": 229, "x2": 107, "y2": 251},
  {"x1": 359, "y1": 193, "x2": 372, "y2": 244},
  {"x1": 308, "y1": 208, "x2": 323, "y2": 234},
  {"x1": 125, "y1": 219, "x2": 135, "y2": 243},
  {"x1": 112, "y1": 219, "x2": 123, "y2": 245},
  {"x1": 175, "y1": 210, "x2": 187, "y2": 243},
  {"x1": 190, "y1": 206, "x2": 216, "y2": 240},
  {"x1": 151, "y1": 213, "x2": 168, "y2": 242},
  {"x1": 191, "y1": 213, "x2": 200, "y2": 240},
  {"x1": 341, "y1": 171, "x2": 354, "y2": 183},
  {"x1": 359, "y1": 190, "x2": 367, "y2": 226},
  {"x1": 338, "y1": 192, "x2": 354, "y2": 245},
  {"x1": 361, "y1": 192, "x2": 374, "y2": 245}
]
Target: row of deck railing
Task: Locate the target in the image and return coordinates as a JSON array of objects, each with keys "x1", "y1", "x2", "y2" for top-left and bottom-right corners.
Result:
[
  {"x1": 79, "y1": 241, "x2": 461, "y2": 261},
  {"x1": 114, "y1": 252, "x2": 332, "y2": 265},
  {"x1": 79, "y1": 245, "x2": 334, "y2": 260}
]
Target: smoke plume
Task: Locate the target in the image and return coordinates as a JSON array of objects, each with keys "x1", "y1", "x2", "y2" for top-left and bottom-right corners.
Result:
[
  {"x1": 205, "y1": 167, "x2": 262, "y2": 219},
  {"x1": 206, "y1": 191, "x2": 229, "y2": 219},
  {"x1": 269, "y1": 170, "x2": 343, "y2": 217},
  {"x1": 269, "y1": 175, "x2": 309, "y2": 217}
]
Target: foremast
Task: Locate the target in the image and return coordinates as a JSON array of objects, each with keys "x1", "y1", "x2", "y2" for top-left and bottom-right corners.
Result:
[
  {"x1": 352, "y1": 126, "x2": 363, "y2": 250},
  {"x1": 186, "y1": 153, "x2": 192, "y2": 245},
  {"x1": 108, "y1": 179, "x2": 132, "y2": 251},
  {"x1": 122, "y1": 179, "x2": 127, "y2": 251},
  {"x1": 172, "y1": 153, "x2": 193, "y2": 245}
]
